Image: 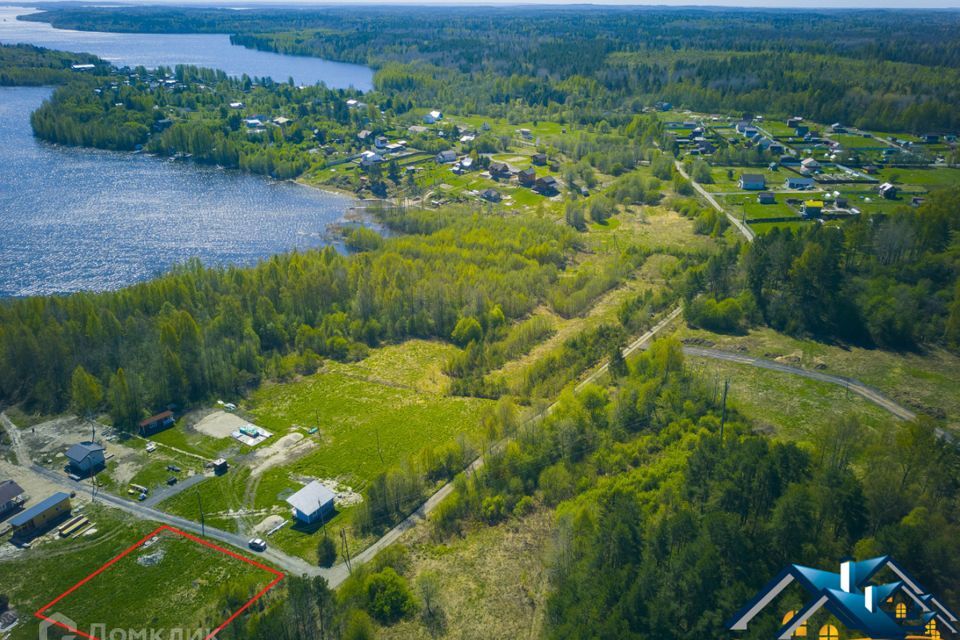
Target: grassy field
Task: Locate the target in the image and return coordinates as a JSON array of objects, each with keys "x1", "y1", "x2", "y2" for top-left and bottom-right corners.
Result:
[
  {"x1": 679, "y1": 323, "x2": 960, "y2": 429},
  {"x1": 377, "y1": 508, "x2": 554, "y2": 640},
  {"x1": 687, "y1": 355, "x2": 899, "y2": 441},
  {"x1": 829, "y1": 133, "x2": 890, "y2": 150},
  {"x1": 1, "y1": 507, "x2": 276, "y2": 640}
]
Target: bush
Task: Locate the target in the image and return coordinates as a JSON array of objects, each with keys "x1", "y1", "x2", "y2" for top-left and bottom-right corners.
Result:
[
  {"x1": 685, "y1": 295, "x2": 748, "y2": 334},
  {"x1": 317, "y1": 535, "x2": 337, "y2": 568},
  {"x1": 365, "y1": 568, "x2": 418, "y2": 624}
]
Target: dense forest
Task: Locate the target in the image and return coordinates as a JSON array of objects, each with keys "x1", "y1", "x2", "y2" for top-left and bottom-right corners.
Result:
[
  {"x1": 0, "y1": 207, "x2": 582, "y2": 425},
  {"x1": 22, "y1": 6, "x2": 960, "y2": 132},
  {"x1": 683, "y1": 188, "x2": 960, "y2": 353},
  {"x1": 0, "y1": 43, "x2": 106, "y2": 86}
]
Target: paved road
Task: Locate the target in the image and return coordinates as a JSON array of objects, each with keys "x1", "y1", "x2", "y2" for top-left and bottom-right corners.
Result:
[{"x1": 674, "y1": 160, "x2": 756, "y2": 242}]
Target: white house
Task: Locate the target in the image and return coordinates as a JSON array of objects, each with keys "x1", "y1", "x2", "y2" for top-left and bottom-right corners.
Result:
[
  {"x1": 286, "y1": 481, "x2": 336, "y2": 525},
  {"x1": 423, "y1": 110, "x2": 443, "y2": 124}
]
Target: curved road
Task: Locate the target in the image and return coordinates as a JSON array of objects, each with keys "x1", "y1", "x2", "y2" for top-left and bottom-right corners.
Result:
[{"x1": 681, "y1": 346, "x2": 954, "y2": 443}]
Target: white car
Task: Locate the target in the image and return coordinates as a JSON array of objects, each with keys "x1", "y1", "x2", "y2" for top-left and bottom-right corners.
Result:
[{"x1": 248, "y1": 538, "x2": 267, "y2": 552}]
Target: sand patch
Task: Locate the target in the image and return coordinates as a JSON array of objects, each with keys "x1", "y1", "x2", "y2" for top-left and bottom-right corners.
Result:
[
  {"x1": 250, "y1": 433, "x2": 316, "y2": 477},
  {"x1": 255, "y1": 515, "x2": 287, "y2": 535},
  {"x1": 195, "y1": 411, "x2": 258, "y2": 440}
]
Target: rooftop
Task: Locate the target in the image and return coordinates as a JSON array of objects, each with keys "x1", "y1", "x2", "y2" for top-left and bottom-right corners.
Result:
[
  {"x1": 286, "y1": 481, "x2": 336, "y2": 515},
  {"x1": 65, "y1": 441, "x2": 105, "y2": 462},
  {"x1": 9, "y1": 492, "x2": 69, "y2": 528},
  {"x1": 0, "y1": 479, "x2": 25, "y2": 504}
]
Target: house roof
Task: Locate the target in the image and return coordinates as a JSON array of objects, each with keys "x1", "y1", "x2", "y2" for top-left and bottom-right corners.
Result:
[
  {"x1": 741, "y1": 174, "x2": 765, "y2": 182},
  {"x1": 65, "y1": 441, "x2": 105, "y2": 463},
  {"x1": 9, "y1": 492, "x2": 69, "y2": 527},
  {"x1": 139, "y1": 410, "x2": 173, "y2": 428},
  {"x1": 0, "y1": 479, "x2": 25, "y2": 504},
  {"x1": 286, "y1": 481, "x2": 335, "y2": 515}
]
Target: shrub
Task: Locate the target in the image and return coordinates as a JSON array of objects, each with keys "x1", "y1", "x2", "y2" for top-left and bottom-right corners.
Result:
[{"x1": 365, "y1": 568, "x2": 418, "y2": 624}]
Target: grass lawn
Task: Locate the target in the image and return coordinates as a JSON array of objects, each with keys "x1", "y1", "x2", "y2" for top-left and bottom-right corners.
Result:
[
  {"x1": 750, "y1": 220, "x2": 808, "y2": 234},
  {"x1": 244, "y1": 369, "x2": 490, "y2": 490},
  {"x1": 829, "y1": 134, "x2": 890, "y2": 150},
  {"x1": 146, "y1": 420, "x2": 234, "y2": 459},
  {"x1": 1, "y1": 506, "x2": 277, "y2": 640},
  {"x1": 876, "y1": 167, "x2": 960, "y2": 189},
  {"x1": 35, "y1": 528, "x2": 274, "y2": 637}
]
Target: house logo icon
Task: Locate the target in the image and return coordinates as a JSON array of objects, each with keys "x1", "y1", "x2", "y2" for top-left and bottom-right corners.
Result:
[
  {"x1": 38, "y1": 612, "x2": 77, "y2": 640},
  {"x1": 727, "y1": 556, "x2": 958, "y2": 639}
]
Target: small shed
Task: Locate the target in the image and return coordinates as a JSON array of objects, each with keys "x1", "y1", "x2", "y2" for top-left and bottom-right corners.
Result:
[
  {"x1": 0, "y1": 479, "x2": 26, "y2": 515},
  {"x1": 286, "y1": 481, "x2": 336, "y2": 524},
  {"x1": 65, "y1": 442, "x2": 105, "y2": 476},
  {"x1": 879, "y1": 183, "x2": 899, "y2": 200},
  {"x1": 517, "y1": 167, "x2": 537, "y2": 186},
  {"x1": 139, "y1": 410, "x2": 175, "y2": 436},
  {"x1": 212, "y1": 458, "x2": 229, "y2": 475},
  {"x1": 531, "y1": 153, "x2": 547, "y2": 166},
  {"x1": 535, "y1": 175, "x2": 559, "y2": 193},
  {"x1": 758, "y1": 192, "x2": 776, "y2": 205},
  {"x1": 481, "y1": 189, "x2": 501, "y2": 202},
  {"x1": 802, "y1": 200, "x2": 824, "y2": 218},
  {"x1": 9, "y1": 492, "x2": 71, "y2": 536}
]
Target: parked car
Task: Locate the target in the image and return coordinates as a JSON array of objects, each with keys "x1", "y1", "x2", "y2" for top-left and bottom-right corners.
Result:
[
  {"x1": 166, "y1": 465, "x2": 181, "y2": 473},
  {"x1": 248, "y1": 538, "x2": 267, "y2": 552},
  {"x1": 166, "y1": 476, "x2": 178, "y2": 486},
  {"x1": 145, "y1": 442, "x2": 157, "y2": 453}
]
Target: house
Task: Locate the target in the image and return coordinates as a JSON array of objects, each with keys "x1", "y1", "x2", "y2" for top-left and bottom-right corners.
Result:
[
  {"x1": 785, "y1": 176, "x2": 816, "y2": 190},
  {"x1": 272, "y1": 116, "x2": 291, "y2": 126},
  {"x1": 228, "y1": 102, "x2": 244, "y2": 109},
  {"x1": 518, "y1": 128, "x2": 533, "y2": 140},
  {"x1": 488, "y1": 161, "x2": 512, "y2": 178},
  {"x1": 836, "y1": 196, "x2": 850, "y2": 208},
  {"x1": 481, "y1": 189, "x2": 501, "y2": 202},
  {"x1": 0, "y1": 480, "x2": 25, "y2": 516},
  {"x1": 360, "y1": 150, "x2": 384, "y2": 167},
  {"x1": 921, "y1": 134, "x2": 940, "y2": 144},
  {"x1": 517, "y1": 167, "x2": 537, "y2": 186},
  {"x1": 879, "y1": 183, "x2": 900, "y2": 199},
  {"x1": 768, "y1": 142, "x2": 785, "y2": 155},
  {"x1": 911, "y1": 197, "x2": 926, "y2": 207},
  {"x1": 423, "y1": 110, "x2": 443, "y2": 124},
  {"x1": 243, "y1": 118, "x2": 263, "y2": 129},
  {"x1": 802, "y1": 200, "x2": 824, "y2": 217},
  {"x1": 794, "y1": 125, "x2": 810, "y2": 137},
  {"x1": 65, "y1": 442, "x2": 105, "y2": 476},
  {"x1": 374, "y1": 136, "x2": 388, "y2": 149},
  {"x1": 9, "y1": 492, "x2": 71, "y2": 536},
  {"x1": 532, "y1": 153, "x2": 548, "y2": 166},
  {"x1": 727, "y1": 556, "x2": 959, "y2": 640},
  {"x1": 831, "y1": 122, "x2": 847, "y2": 133},
  {"x1": 787, "y1": 117, "x2": 803, "y2": 128},
  {"x1": 758, "y1": 192, "x2": 776, "y2": 205},
  {"x1": 735, "y1": 121, "x2": 752, "y2": 134},
  {"x1": 780, "y1": 154, "x2": 800, "y2": 166},
  {"x1": 863, "y1": 165, "x2": 880, "y2": 175},
  {"x1": 801, "y1": 157, "x2": 821, "y2": 171},
  {"x1": 454, "y1": 157, "x2": 475, "y2": 173},
  {"x1": 286, "y1": 480, "x2": 336, "y2": 524},
  {"x1": 535, "y1": 175, "x2": 559, "y2": 193},
  {"x1": 357, "y1": 130, "x2": 372, "y2": 142},
  {"x1": 139, "y1": 410, "x2": 174, "y2": 436},
  {"x1": 739, "y1": 174, "x2": 767, "y2": 191},
  {"x1": 407, "y1": 125, "x2": 428, "y2": 135},
  {"x1": 436, "y1": 149, "x2": 458, "y2": 164}
]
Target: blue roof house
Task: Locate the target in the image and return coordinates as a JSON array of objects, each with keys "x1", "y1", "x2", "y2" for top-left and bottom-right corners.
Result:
[
  {"x1": 10, "y1": 492, "x2": 71, "y2": 536},
  {"x1": 727, "y1": 556, "x2": 958, "y2": 640},
  {"x1": 286, "y1": 481, "x2": 336, "y2": 525},
  {"x1": 66, "y1": 441, "x2": 105, "y2": 476}
]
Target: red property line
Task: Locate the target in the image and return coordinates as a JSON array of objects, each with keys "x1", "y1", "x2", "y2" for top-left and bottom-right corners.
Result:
[{"x1": 35, "y1": 525, "x2": 284, "y2": 640}]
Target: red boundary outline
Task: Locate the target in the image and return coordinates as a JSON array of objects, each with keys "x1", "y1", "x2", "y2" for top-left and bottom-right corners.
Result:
[{"x1": 34, "y1": 525, "x2": 284, "y2": 640}]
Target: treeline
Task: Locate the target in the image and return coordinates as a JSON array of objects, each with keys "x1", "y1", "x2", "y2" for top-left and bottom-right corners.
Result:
[
  {"x1": 0, "y1": 208, "x2": 577, "y2": 427},
  {"x1": 28, "y1": 63, "x2": 371, "y2": 180},
  {"x1": 22, "y1": 7, "x2": 960, "y2": 131},
  {"x1": 685, "y1": 189, "x2": 960, "y2": 350},
  {"x1": 0, "y1": 44, "x2": 107, "y2": 86},
  {"x1": 424, "y1": 338, "x2": 960, "y2": 638}
]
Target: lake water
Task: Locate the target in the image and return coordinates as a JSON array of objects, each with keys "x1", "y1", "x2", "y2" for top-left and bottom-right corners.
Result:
[
  {"x1": 0, "y1": 7, "x2": 377, "y2": 297},
  {"x1": 0, "y1": 87, "x2": 365, "y2": 297},
  {"x1": 0, "y1": 6, "x2": 374, "y2": 90}
]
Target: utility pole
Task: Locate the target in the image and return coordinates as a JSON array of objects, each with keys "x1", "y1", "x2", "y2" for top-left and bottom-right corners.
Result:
[
  {"x1": 720, "y1": 379, "x2": 729, "y2": 445},
  {"x1": 340, "y1": 528, "x2": 352, "y2": 574},
  {"x1": 197, "y1": 489, "x2": 205, "y2": 537}
]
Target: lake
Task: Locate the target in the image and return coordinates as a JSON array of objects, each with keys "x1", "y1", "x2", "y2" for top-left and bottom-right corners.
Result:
[
  {"x1": 0, "y1": 7, "x2": 377, "y2": 297},
  {"x1": 0, "y1": 6, "x2": 374, "y2": 90}
]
